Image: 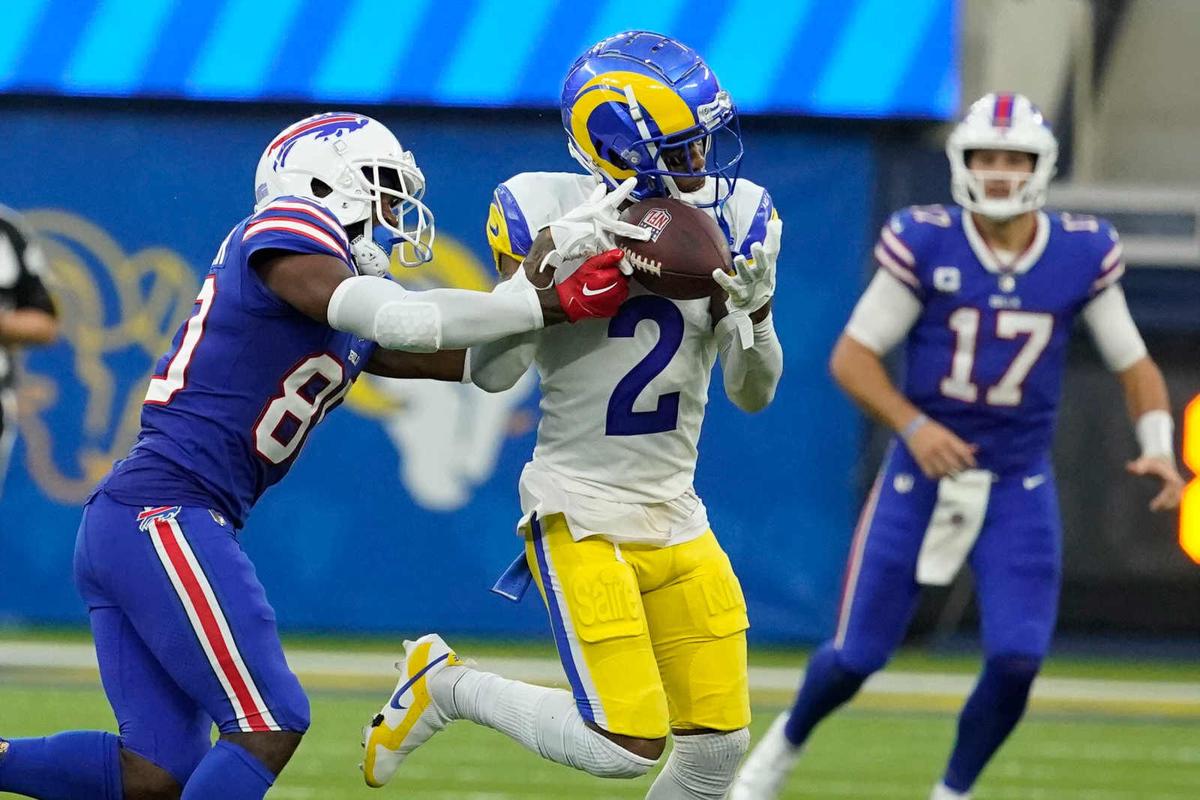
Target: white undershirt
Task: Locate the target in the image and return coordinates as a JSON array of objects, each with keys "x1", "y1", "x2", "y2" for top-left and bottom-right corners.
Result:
[{"x1": 845, "y1": 269, "x2": 1147, "y2": 372}]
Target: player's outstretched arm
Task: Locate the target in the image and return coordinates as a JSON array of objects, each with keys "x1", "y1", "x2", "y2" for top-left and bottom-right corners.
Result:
[
  {"x1": 252, "y1": 252, "x2": 357, "y2": 322},
  {"x1": 365, "y1": 349, "x2": 467, "y2": 381},
  {"x1": 255, "y1": 245, "x2": 627, "y2": 353}
]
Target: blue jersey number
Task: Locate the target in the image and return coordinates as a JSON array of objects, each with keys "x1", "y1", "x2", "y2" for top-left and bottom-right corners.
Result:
[{"x1": 605, "y1": 295, "x2": 684, "y2": 436}]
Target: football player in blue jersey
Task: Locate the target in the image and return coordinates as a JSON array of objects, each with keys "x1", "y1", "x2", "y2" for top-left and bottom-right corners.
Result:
[
  {"x1": 732, "y1": 93, "x2": 1185, "y2": 800},
  {"x1": 0, "y1": 112, "x2": 638, "y2": 800}
]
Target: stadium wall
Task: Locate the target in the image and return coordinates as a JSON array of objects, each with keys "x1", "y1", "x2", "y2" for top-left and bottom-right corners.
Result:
[{"x1": 0, "y1": 100, "x2": 876, "y2": 643}]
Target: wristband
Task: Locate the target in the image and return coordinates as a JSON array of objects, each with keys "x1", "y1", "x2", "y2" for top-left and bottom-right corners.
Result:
[
  {"x1": 900, "y1": 413, "x2": 928, "y2": 442},
  {"x1": 1136, "y1": 409, "x2": 1175, "y2": 460}
]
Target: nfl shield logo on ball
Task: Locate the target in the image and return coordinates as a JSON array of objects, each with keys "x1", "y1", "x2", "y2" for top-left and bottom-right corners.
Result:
[
  {"x1": 639, "y1": 208, "x2": 673, "y2": 242},
  {"x1": 933, "y1": 266, "x2": 961, "y2": 293}
]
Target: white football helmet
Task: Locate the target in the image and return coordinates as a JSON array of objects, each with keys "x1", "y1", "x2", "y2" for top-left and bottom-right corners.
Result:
[
  {"x1": 254, "y1": 112, "x2": 435, "y2": 271},
  {"x1": 946, "y1": 92, "x2": 1058, "y2": 220}
]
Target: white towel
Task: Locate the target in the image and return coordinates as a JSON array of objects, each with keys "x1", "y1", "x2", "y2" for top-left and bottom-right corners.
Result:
[{"x1": 916, "y1": 469, "x2": 992, "y2": 586}]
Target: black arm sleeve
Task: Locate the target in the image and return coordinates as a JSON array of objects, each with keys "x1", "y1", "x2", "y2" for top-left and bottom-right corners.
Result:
[
  {"x1": 0, "y1": 212, "x2": 57, "y2": 317},
  {"x1": 14, "y1": 270, "x2": 55, "y2": 316}
]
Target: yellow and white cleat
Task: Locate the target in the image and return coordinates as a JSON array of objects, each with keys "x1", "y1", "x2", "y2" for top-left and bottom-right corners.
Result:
[{"x1": 361, "y1": 633, "x2": 464, "y2": 788}]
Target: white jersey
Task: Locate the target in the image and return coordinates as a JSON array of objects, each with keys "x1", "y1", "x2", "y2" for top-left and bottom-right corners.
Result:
[{"x1": 485, "y1": 171, "x2": 778, "y2": 545}]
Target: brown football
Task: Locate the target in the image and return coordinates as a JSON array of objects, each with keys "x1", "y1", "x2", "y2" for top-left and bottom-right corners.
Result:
[{"x1": 614, "y1": 198, "x2": 733, "y2": 300}]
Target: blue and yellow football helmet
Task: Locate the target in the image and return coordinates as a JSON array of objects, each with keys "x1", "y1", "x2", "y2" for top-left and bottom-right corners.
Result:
[{"x1": 561, "y1": 31, "x2": 743, "y2": 205}]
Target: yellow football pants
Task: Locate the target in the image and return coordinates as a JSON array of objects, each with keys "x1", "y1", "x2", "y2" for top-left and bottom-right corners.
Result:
[{"x1": 524, "y1": 513, "x2": 750, "y2": 739}]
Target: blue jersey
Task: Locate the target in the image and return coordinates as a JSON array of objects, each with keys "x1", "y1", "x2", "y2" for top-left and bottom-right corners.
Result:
[
  {"x1": 875, "y1": 204, "x2": 1124, "y2": 475},
  {"x1": 100, "y1": 196, "x2": 374, "y2": 526}
]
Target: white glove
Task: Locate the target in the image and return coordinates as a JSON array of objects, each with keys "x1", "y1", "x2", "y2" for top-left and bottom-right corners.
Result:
[
  {"x1": 713, "y1": 216, "x2": 781, "y2": 314},
  {"x1": 546, "y1": 177, "x2": 651, "y2": 271}
]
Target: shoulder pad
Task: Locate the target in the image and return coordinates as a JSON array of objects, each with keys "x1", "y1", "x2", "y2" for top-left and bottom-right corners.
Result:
[
  {"x1": 730, "y1": 181, "x2": 777, "y2": 258},
  {"x1": 1054, "y1": 212, "x2": 1124, "y2": 295},
  {"x1": 487, "y1": 181, "x2": 535, "y2": 264},
  {"x1": 243, "y1": 196, "x2": 352, "y2": 266},
  {"x1": 872, "y1": 205, "x2": 958, "y2": 295},
  {"x1": 486, "y1": 172, "x2": 598, "y2": 267}
]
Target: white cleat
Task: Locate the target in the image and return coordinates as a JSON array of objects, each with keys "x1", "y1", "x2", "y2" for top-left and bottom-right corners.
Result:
[
  {"x1": 930, "y1": 783, "x2": 972, "y2": 800},
  {"x1": 730, "y1": 712, "x2": 803, "y2": 800},
  {"x1": 361, "y1": 633, "x2": 464, "y2": 788}
]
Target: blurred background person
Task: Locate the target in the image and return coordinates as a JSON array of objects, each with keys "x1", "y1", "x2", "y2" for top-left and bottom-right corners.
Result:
[{"x1": 0, "y1": 203, "x2": 58, "y2": 500}]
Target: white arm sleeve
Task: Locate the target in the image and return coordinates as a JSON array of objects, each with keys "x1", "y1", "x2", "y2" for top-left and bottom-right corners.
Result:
[
  {"x1": 1081, "y1": 285, "x2": 1148, "y2": 372},
  {"x1": 469, "y1": 271, "x2": 540, "y2": 392},
  {"x1": 844, "y1": 270, "x2": 923, "y2": 355},
  {"x1": 326, "y1": 270, "x2": 544, "y2": 353},
  {"x1": 471, "y1": 333, "x2": 537, "y2": 393},
  {"x1": 717, "y1": 312, "x2": 783, "y2": 413}
]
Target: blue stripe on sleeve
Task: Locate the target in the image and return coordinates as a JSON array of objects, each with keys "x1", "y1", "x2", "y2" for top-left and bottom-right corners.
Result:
[
  {"x1": 738, "y1": 190, "x2": 775, "y2": 258},
  {"x1": 494, "y1": 184, "x2": 534, "y2": 258}
]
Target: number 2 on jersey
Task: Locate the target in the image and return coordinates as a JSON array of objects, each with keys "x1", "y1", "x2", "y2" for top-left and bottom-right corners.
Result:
[
  {"x1": 606, "y1": 295, "x2": 685, "y2": 436},
  {"x1": 941, "y1": 308, "x2": 1053, "y2": 406}
]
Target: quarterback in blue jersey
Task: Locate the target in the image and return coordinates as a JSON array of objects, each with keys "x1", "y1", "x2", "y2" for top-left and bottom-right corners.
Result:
[
  {"x1": 733, "y1": 94, "x2": 1185, "y2": 800},
  {"x1": 0, "y1": 112, "x2": 633, "y2": 800}
]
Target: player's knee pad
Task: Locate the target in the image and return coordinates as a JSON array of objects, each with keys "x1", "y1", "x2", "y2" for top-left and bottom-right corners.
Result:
[
  {"x1": 576, "y1": 728, "x2": 658, "y2": 779},
  {"x1": 648, "y1": 728, "x2": 751, "y2": 800},
  {"x1": 530, "y1": 689, "x2": 657, "y2": 778}
]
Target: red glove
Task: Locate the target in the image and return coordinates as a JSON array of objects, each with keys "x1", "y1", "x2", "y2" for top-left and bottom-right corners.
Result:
[{"x1": 555, "y1": 249, "x2": 629, "y2": 322}]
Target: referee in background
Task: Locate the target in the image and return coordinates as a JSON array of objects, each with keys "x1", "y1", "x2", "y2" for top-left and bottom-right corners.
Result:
[{"x1": 0, "y1": 204, "x2": 58, "y2": 499}]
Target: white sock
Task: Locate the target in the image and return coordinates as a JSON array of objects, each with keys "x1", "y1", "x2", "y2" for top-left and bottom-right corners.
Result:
[
  {"x1": 645, "y1": 729, "x2": 751, "y2": 799},
  {"x1": 431, "y1": 666, "x2": 655, "y2": 779},
  {"x1": 931, "y1": 782, "x2": 972, "y2": 800}
]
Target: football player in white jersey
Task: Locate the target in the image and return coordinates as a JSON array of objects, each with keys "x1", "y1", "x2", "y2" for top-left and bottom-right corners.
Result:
[{"x1": 360, "y1": 32, "x2": 784, "y2": 799}]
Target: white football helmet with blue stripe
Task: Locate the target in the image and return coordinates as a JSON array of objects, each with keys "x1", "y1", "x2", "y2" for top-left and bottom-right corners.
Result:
[
  {"x1": 254, "y1": 112, "x2": 435, "y2": 268},
  {"x1": 946, "y1": 92, "x2": 1058, "y2": 220}
]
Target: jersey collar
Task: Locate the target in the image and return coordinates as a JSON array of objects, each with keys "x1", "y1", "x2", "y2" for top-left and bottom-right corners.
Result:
[{"x1": 962, "y1": 210, "x2": 1049, "y2": 275}]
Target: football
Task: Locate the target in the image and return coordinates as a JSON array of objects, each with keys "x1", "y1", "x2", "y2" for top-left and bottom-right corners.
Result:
[{"x1": 614, "y1": 198, "x2": 733, "y2": 300}]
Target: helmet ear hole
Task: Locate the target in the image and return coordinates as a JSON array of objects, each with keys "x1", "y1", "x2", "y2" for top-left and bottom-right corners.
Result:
[
  {"x1": 606, "y1": 147, "x2": 632, "y2": 171},
  {"x1": 310, "y1": 178, "x2": 333, "y2": 198}
]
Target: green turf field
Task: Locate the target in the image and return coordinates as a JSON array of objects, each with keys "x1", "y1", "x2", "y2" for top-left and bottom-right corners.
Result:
[{"x1": 4, "y1": 650, "x2": 1199, "y2": 799}]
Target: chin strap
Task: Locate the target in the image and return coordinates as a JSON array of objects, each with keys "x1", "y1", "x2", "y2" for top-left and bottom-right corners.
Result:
[{"x1": 350, "y1": 224, "x2": 402, "y2": 277}]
